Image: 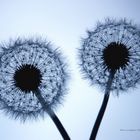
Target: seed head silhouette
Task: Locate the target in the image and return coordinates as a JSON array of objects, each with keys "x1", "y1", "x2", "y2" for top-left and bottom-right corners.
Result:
[
  {"x1": 79, "y1": 18, "x2": 140, "y2": 139},
  {"x1": 0, "y1": 38, "x2": 70, "y2": 139}
]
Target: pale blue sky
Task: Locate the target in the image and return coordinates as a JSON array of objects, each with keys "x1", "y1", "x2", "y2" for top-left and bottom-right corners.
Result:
[{"x1": 0, "y1": 0, "x2": 140, "y2": 140}]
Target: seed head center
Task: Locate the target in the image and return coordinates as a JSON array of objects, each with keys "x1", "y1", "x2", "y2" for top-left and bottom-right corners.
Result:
[
  {"x1": 14, "y1": 64, "x2": 42, "y2": 93},
  {"x1": 102, "y1": 42, "x2": 130, "y2": 71}
]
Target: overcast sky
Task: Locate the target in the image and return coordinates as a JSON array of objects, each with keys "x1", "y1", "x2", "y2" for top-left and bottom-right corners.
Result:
[{"x1": 0, "y1": 0, "x2": 140, "y2": 140}]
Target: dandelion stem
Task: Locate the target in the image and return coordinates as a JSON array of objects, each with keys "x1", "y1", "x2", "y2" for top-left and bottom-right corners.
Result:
[
  {"x1": 35, "y1": 89, "x2": 70, "y2": 140},
  {"x1": 48, "y1": 111, "x2": 70, "y2": 140},
  {"x1": 90, "y1": 70, "x2": 115, "y2": 140}
]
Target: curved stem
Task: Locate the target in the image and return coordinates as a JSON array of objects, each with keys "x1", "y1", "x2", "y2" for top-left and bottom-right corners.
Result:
[
  {"x1": 48, "y1": 111, "x2": 70, "y2": 140},
  {"x1": 90, "y1": 70, "x2": 115, "y2": 140},
  {"x1": 35, "y1": 90, "x2": 70, "y2": 140}
]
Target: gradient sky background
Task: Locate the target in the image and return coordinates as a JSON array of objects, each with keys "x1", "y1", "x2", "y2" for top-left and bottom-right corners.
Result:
[{"x1": 0, "y1": 0, "x2": 140, "y2": 140}]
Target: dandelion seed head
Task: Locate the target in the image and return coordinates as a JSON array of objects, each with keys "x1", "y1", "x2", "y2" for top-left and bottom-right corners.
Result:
[
  {"x1": 79, "y1": 18, "x2": 140, "y2": 94},
  {"x1": 0, "y1": 38, "x2": 68, "y2": 121}
]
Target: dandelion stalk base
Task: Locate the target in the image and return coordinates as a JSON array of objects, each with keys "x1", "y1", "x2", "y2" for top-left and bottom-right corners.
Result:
[
  {"x1": 35, "y1": 90, "x2": 70, "y2": 140},
  {"x1": 90, "y1": 70, "x2": 115, "y2": 140}
]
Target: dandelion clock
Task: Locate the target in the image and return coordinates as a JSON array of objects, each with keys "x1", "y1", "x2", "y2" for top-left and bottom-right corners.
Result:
[
  {"x1": 0, "y1": 38, "x2": 70, "y2": 140},
  {"x1": 79, "y1": 18, "x2": 140, "y2": 139}
]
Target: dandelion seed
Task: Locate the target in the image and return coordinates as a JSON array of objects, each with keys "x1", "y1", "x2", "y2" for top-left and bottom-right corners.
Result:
[
  {"x1": 79, "y1": 18, "x2": 140, "y2": 139},
  {"x1": 0, "y1": 38, "x2": 70, "y2": 139}
]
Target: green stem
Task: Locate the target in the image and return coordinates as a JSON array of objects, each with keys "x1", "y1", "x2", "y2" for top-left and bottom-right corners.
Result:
[
  {"x1": 90, "y1": 70, "x2": 115, "y2": 140},
  {"x1": 35, "y1": 90, "x2": 70, "y2": 140}
]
